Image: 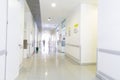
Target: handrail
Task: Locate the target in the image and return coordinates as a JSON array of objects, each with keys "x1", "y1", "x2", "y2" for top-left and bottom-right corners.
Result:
[
  {"x1": 98, "y1": 48, "x2": 120, "y2": 56},
  {"x1": 66, "y1": 44, "x2": 80, "y2": 47}
]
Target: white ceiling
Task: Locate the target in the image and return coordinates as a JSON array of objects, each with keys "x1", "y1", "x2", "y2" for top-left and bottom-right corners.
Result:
[{"x1": 40, "y1": 0, "x2": 97, "y2": 30}]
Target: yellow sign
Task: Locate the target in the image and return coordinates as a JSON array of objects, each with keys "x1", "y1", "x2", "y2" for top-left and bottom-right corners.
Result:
[{"x1": 74, "y1": 24, "x2": 79, "y2": 28}]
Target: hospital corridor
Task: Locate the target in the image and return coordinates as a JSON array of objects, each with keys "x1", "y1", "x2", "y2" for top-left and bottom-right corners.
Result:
[{"x1": 0, "y1": 0, "x2": 120, "y2": 80}]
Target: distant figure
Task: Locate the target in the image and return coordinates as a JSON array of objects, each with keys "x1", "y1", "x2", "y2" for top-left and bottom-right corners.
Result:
[
  {"x1": 43, "y1": 40, "x2": 45, "y2": 46},
  {"x1": 36, "y1": 47, "x2": 39, "y2": 53}
]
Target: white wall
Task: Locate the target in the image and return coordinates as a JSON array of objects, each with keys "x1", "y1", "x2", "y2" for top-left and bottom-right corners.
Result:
[
  {"x1": 65, "y1": 3, "x2": 97, "y2": 64},
  {"x1": 0, "y1": 0, "x2": 7, "y2": 79},
  {"x1": 80, "y1": 4, "x2": 97, "y2": 64},
  {"x1": 97, "y1": 0, "x2": 120, "y2": 79},
  {"x1": 57, "y1": 25, "x2": 62, "y2": 52},
  {"x1": 65, "y1": 6, "x2": 81, "y2": 61},
  {"x1": 38, "y1": 32, "x2": 42, "y2": 47},
  {"x1": 6, "y1": 0, "x2": 24, "y2": 80},
  {"x1": 24, "y1": 2, "x2": 35, "y2": 58}
]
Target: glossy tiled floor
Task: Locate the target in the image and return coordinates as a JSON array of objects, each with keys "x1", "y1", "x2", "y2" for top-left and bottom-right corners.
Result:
[{"x1": 16, "y1": 47, "x2": 99, "y2": 80}]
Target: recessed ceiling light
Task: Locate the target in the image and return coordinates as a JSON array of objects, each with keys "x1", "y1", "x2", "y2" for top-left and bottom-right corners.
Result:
[
  {"x1": 48, "y1": 17, "x2": 52, "y2": 21},
  {"x1": 51, "y1": 3, "x2": 56, "y2": 7}
]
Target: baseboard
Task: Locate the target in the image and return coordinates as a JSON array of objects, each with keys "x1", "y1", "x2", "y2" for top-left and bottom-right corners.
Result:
[
  {"x1": 96, "y1": 71, "x2": 115, "y2": 80},
  {"x1": 81, "y1": 63, "x2": 96, "y2": 66},
  {"x1": 13, "y1": 68, "x2": 20, "y2": 80},
  {"x1": 96, "y1": 73, "x2": 105, "y2": 80},
  {"x1": 65, "y1": 53, "x2": 80, "y2": 64},
  {"x1": 65, "y1": 53, "x2": 97, "y2": 66}
]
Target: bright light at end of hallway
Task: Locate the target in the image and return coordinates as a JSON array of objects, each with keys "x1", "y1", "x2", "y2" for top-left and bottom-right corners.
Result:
[
  {"x1": 51, "y1": 3, "x2": 56, "y2": 7},
  {"x1": 45, "y1": 72, "x2": 48, "y2": 76}
]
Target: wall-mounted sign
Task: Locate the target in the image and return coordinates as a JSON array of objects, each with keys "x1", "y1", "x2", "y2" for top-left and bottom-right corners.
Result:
[
  {"x1": 74, "y1": 24, "x2": 79, "y2": 28},
  {"x1": 23, "y1": 40, "x2": 27, "y2": 49},
  {"x1": 74, "y1": 23, "x2": 79, "y2": 33}
]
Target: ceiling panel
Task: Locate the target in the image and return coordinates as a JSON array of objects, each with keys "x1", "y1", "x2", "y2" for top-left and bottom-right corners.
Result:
[{"x1": 26, "y1": 0, "x2": 42, "y2": 31}]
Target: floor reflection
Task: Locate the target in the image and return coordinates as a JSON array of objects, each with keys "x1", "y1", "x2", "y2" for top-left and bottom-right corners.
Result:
[
  {"x1": 40, "y1": 41, "x2": 57, "y2": 55},
  {"x1": 16, "y1": 43, "x2": 99, "y2": 80}
]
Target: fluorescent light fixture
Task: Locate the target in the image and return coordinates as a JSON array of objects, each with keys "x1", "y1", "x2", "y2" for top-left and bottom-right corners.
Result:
[{"x1": 51, "y1": 3, "x2": 56, "y2": 7}]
